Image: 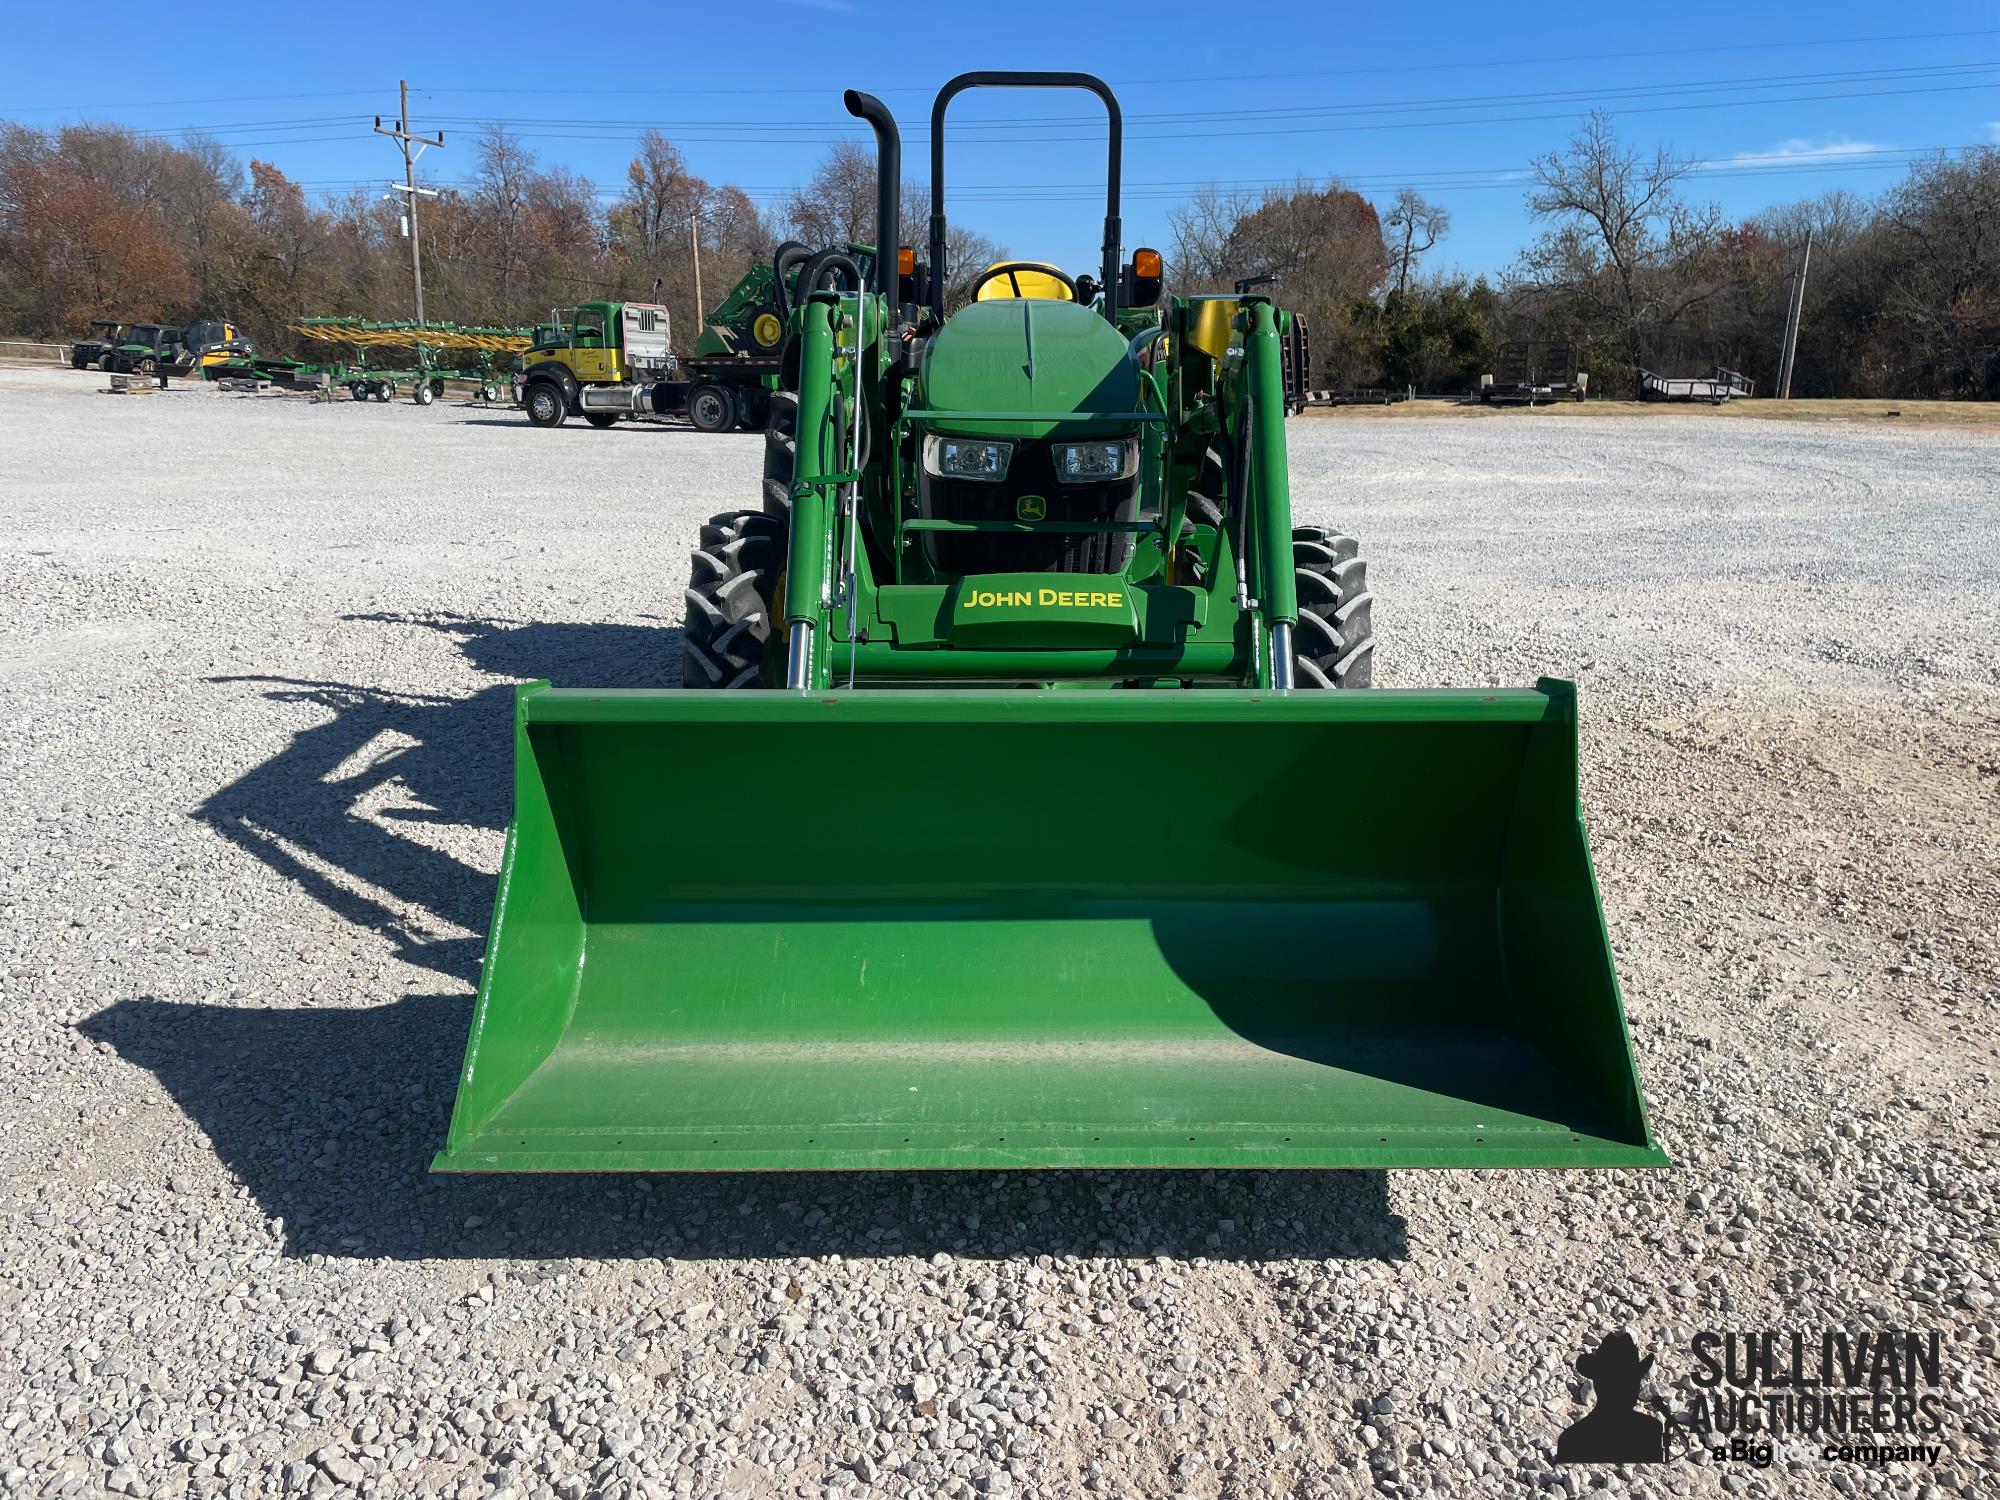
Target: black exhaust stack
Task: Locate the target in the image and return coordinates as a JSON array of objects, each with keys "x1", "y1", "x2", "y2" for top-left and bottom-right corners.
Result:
[{"x1": 842, "y1": 90, "x2": 900, "y2": 308}]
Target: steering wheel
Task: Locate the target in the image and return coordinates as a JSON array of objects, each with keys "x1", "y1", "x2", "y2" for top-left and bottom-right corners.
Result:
[{"x1": 970, "y1": 262, "x2": 1080, "y2": 303}]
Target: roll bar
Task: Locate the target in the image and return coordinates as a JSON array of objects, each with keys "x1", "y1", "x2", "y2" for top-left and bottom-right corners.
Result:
[{"x1": 928, "y1": 72, "x2": 1123, "y2": 326}]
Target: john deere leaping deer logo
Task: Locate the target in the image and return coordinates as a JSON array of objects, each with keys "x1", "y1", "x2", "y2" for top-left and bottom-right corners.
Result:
[{"x1": 1016, "y1": 493, "x2": 1047, "y2": 521}]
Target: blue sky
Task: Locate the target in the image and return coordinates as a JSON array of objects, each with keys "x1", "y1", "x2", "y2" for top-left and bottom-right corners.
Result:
[{"x1": 4, "y1": 1, "x2": 1996, "y2": 280}]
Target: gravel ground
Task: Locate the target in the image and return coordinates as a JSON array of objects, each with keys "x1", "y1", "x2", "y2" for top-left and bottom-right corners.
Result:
[{"x1": 1, "y1": 363, "x2": 1994, "y2": 1499}]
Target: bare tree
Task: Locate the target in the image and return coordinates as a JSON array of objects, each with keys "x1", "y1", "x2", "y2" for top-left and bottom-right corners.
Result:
[
  {"x1": 1166, "y1": 178, "x2": 1388, "y2": 382},
  {"x1": 1384, "y1": 188, "x2": 1449, "y2": 298},
  {"x1": 615, "y1": 130, "x2": 704, "y2": 258},
  {"x1": 1878, "y1": 147, "x2": 2000, "y2": 395},
  {"x1": 1167, "y1": 185, "x2": 1256, "y2": 288},
  {"x1": 1514, "y1": 110, "x2": 1723, "y2": 370},
  {"x1": 787, "y1": 140, "x2": 876, "y2": 248},
  {"x1": 471, "y1": 125, "x2": 535, "y2": 313}
]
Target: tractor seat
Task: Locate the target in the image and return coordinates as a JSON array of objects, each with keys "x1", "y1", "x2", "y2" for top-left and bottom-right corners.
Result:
[{"x1": 974, "y1": 262, "x2": 1076, "y2": 302}]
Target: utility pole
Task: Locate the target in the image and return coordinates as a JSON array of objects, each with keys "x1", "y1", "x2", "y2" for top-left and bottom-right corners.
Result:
[
  {"x1": 1776, "y1": 229, "x2": 1813, "y2": 400},
  {"x1": 689, "y1": 212, "x2": 704, "y2": 322},
  {"x1": 374, "y1": 82, "x2": 444, "y2": 324}
]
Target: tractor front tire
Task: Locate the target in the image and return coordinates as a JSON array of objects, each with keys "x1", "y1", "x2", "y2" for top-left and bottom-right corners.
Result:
[
  {"x1": 688, "y1": 384, "x2": 736, "y2": 434},
  {"x1": 761, "y1": 391, "x2": 798, "y2": 520},
  {"x1": 1185, "y1": 450, "x2": 1372, "y2": 687},
  {"x1": 1291, "y1": 525, "x2": 1374, "y2": 687},
  {"x1": 524, "y1": 381, "x2": 568, "y2": 428},
  {"x1": 683, "y1": 510, "x2": 785, "y2": 689}
]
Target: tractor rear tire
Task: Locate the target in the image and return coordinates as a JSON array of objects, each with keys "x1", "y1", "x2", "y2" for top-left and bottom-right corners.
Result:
[
  {"x1": 683, "y1": 510, "x2": 786, "y2": 689},
  {"x1": 688, "y1": 384, "x2": 737, "y2": 434},
  {"x1": 1291, "y1": 525, "x2": 1374, "y2": 688},
  {"x1": 584, "y1": 412, "x2": 619, "y2": 429},
  {"x1": 762, "y1": 391, "x2": 798, "y2": 521}
]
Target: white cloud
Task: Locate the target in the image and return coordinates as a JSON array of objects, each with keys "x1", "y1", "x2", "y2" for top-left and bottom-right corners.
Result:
[
  {"x1": 1722, "y1": 137, "x2": 1892, "y2": 166},
  {"x1": 1987, "y1": 121, "x2": 2000, "y2": 143}
]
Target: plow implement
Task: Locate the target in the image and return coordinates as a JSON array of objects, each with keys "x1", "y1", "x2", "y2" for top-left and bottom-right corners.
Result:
[
  {"x1": 432, "y1": 684, "x2": 1662, "y2": 1172},
  {"x1": 290, "y1": 317, "x2": 535, "y2": 402}
]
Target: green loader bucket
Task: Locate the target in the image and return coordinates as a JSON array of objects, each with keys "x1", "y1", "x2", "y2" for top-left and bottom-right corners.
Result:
[{"x1": 433, "y1": 682, "x2": 1666, "y2": 1172}]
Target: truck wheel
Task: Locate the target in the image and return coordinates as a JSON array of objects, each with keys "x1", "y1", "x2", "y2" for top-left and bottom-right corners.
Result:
[
  {"x1": 524, "y1": 381, "x2": 567, "y2": 428},
  {"x1": 761, "y1": 392, "x2": 797, "y2": 521},
  {"x1": 688, "y1": 384, "x2": 736, "y2": 434},
  {"x1": 737, "y1": 388, "x2": 771, "y2": 430},
  {"x1": 683, "y1": 510, "x2": 785, "y2": 689},
  {"x1": 583, "y1": 412, "x2": 619, "y2": 429},
  {"x1": 1290, "y1": 526, "x2": 1374, "y2": 688}
]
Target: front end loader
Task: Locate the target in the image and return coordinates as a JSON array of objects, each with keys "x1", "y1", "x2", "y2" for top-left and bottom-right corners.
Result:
[{"x1": 434, "y1": 73, "x2": 1665, "y2": 1174}]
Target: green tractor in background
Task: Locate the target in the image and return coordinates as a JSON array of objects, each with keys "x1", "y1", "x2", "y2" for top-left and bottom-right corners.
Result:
[{"x1": 433, "y1": 72, "x2": 1663, "y2": 1177}]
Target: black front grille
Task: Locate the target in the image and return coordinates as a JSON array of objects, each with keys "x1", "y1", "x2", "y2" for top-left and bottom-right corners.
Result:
[{"x1": 921, "y1": 441, "x2": 1138, "y2": 576}]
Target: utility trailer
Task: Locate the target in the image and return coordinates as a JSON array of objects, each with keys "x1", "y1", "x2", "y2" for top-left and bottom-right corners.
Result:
[
  {"x1": 1302, "y1": 387, "x2": 1407, "y2": 407},
  {"x1": 1480, "y1": 341, "x2": 1589, "y2": 405},
  {"x1": 1638, "y1": 366, "x2": 1754, "y2": 404}
]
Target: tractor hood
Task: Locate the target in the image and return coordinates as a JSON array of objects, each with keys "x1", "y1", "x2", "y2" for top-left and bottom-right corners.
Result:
[{"x1": 918, "y1": 299, "x2": 1139, "y2": 440}]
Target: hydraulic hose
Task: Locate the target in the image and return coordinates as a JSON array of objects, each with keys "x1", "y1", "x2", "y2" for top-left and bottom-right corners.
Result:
[{"x1": 770, "y1": 241, "x2": 812, "y2": 322}]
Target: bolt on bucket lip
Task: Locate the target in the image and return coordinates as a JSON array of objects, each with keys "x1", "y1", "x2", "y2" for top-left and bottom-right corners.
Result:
[{"x1": 433, "y1": 680, "x2": 1667, "y2": 1174}]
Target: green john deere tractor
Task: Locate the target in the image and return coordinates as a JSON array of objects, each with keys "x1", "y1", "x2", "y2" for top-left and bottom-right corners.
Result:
[{"x1": 434, "y1": 72, "x2": 1664, "y2": 1175}]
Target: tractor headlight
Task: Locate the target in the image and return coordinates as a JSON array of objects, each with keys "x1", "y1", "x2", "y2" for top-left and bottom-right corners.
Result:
[
  {"x1": 923, "y1": 435, "x2": 1013, "y2": 482},
  {"x1": 1053, "y1": 437, "x2": 1138, "y2": 484}
]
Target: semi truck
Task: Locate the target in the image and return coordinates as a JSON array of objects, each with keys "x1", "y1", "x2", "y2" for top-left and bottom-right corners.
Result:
[{"x1": 519, "y1": 246, "x2": 873, "y2": 432}]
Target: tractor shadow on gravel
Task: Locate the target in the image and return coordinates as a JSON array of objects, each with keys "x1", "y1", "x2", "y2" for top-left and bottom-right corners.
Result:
[
  {"x1": 156, "y1": 611, "x2": 1408, "y2": 1262},
  {"x1": 83, "y1": 991, "x2": 1406, "y2": 1265},
  {"x1": 195, "y1": 613, "x2": 681, "y2": 984}
]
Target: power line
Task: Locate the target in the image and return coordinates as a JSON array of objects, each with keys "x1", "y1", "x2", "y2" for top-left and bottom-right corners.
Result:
[
  {"x1": 289, "y1": 144, "x2": 1983, "y2": 206},
  {"x1": 355, "y1": 27, "x2": 2000, "y2": 99},
  {"x1": 431, "y1": 81, "x2": 1998, "y2": 148},
  {"x1": 52, "y1": 59, "x2": 1972, "y2": 145},
  {"x1": 397, "y1": 60, "x2": 1995, "y2": 135}
]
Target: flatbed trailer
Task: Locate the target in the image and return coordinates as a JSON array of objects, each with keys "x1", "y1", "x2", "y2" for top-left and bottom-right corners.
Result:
[
  {"x1": 1638, "y1": 367, "x2": 1754, "y2": 404},
  {"x1": 1481, "y1": 341, "x2": 1589, "y2": 405}
]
